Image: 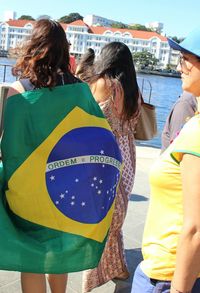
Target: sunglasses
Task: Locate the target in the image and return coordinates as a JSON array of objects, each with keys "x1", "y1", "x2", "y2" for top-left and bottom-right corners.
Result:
[{"x1": 179, "y1": 54, "x2": 200, "y2": 73}]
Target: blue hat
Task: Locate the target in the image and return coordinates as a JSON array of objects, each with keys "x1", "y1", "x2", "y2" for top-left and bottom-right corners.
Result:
[{"x1": 168, "y1": 27, "x2": 200, "y2": 58}]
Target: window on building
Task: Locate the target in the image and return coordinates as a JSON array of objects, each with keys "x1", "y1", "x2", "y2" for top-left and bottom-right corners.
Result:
[
  {"x1": 104, "y1": 31, "x2": 112, "y2": 36},
  {"x1": 114, "y1": 33, "x2": 120, "y2": 37},
  {"x1": 123, "y1": 32, "x2": 131, "y2": 38}
]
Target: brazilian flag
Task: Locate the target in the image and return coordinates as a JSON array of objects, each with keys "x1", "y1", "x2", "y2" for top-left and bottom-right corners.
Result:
[{"x1": 0, "y1": 83, "x2": 122, "y2": 273}]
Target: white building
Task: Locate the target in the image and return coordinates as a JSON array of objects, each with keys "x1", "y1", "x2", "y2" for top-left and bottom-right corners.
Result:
[
  {"x1": 0, "y1": 20, "x2": 33, "y2": 51},
  {"x1": 66, "y1": 20, "x2": 178, "y2": 68},
  {"x1": 83, "y1": 14, "x2": 122, "y2": 27},
  {"x1": 146, "y1": 22, "x2": 164, "y2": 34},
  {"x1": 0, "y1": 18, "x2": 179, "y2": 69}
]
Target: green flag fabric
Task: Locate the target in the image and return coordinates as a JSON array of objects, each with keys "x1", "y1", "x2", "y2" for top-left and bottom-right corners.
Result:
[{"x1": 0, "y1": 83, "x2": 122, "y2": 273}]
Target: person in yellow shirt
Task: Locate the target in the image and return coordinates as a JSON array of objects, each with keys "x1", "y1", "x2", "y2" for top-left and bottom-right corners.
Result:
[{"x1": 132, "y1": 28, "x2": 200, "y2": 293}]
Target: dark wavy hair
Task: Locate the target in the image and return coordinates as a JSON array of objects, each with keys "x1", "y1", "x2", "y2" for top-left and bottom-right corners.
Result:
[
  {"x1": 76, "y1": 48, "x2": 95, "y2": 81},
  {"x1": 13, "y1": 19, "x2": 70, "y2": 88},
  {"x1": 92, "y1": 42, "x2": 139, "y2": 120}
]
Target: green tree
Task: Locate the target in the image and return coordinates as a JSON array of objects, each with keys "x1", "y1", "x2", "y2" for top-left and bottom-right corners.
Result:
[
  {"x1": 18, "y1": 15, "x2": 35, "y2": 20},
  {"x1": 166, "y1": 64, "x2": 172, "y2": 71},
  {"x1": 132, "y1": 50, "x2": 158, "y2": 70},
  {"x1": 128, "y1": 24, "x2": 153, "y2": 32},
  {"x1": 168, "y1": 36, "x2": 185, "y2": 43},
  {"x1": 58, "y1": 13, "x2": 83, "y2": 23},
  {"x1": 111, "y1": 22, "x2": 128, "y2": 29}
]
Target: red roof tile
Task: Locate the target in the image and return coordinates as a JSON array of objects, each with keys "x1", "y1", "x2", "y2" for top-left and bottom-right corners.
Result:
[
  {"x1": 60, "y1": 22, "x2": 68, "y2": 30},
  {"x1": 5, "y1": 19, "x2": 68, "y2": 31},
  {"x1": 68, "y1": 19, "x2": 88, "y2": 27},
  {"x1": 4, "y1": 19, "x2": 167, "y2": 42},
  {"x1": 90, "y1": 26, "x2": 167, "y2": 41},
  {"x1": 6, "y1": 19, "x2": 35, "y2": 27}
]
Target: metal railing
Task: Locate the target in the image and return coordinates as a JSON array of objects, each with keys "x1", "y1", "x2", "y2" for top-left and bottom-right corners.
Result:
[
  {"x1": 0, "y1": 64, "x2": 16, "y2": 83},
  {"x1": 138, "y1": 78, "x2": 152, "y2": 103}
]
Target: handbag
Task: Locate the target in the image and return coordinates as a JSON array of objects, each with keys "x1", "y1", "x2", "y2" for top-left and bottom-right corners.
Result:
[{"x1": 135, "y1": 97, "x2": 157, "y2": 140}]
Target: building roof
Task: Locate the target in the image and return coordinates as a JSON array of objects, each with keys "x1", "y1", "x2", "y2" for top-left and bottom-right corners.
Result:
[
  {"x1": 68, "y1": 19, "x2": 88, "y2": 27},
  {"x1": 6, "y1": 19, "x2": 35, "y2": 27},
  {"x1": 60, "y1": 23, "x2": 68, "y2": 30},
  {"x1": 3, "y1": 19, "x2": 167, "y2": 42},
  {"x1": 4, "y1": 19, "x2": 68, "y2": 31},
  {"x1": 90, "y1": 25, "x2": 167, "y2": 41}
]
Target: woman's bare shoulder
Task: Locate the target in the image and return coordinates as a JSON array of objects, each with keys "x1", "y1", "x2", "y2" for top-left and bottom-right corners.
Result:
[
  {"x1": 6, "y1": 81, "x2": 25, "y2": 98},
  {"x1": 90, "y1": 78, "x2": 112, "y2": 103}
]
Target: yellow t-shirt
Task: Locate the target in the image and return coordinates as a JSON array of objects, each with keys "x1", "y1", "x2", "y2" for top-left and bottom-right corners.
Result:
[{"x1": 141, "y1": 115, "x2": 200, "y2": 280}]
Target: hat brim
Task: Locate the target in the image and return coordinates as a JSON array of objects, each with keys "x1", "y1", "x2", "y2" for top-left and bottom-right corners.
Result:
[{"x1": 167, "y1": 38, "x2": 194, "y2": 55}]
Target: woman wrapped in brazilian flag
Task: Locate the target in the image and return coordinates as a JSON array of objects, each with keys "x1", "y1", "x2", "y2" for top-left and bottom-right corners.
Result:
[{"x1": 1, "y1": 19, "x2": 122, "y2": 293}]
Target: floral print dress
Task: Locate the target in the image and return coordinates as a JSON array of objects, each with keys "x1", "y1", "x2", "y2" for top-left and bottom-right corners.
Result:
[{"x1": 82, "y1": 97, "x2": 140, "y2": 292}]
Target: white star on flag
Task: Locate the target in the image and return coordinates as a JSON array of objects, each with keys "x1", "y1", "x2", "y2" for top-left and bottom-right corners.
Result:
[
  {"x1": 100, "y1": 150, "x2": 104, "y2": 155},
  {"x1": 93, "y1": 177, "x2": 97, "y2": 181},
  {"x1": 56, "y1": 201, "x2": 59, "y2": 205},
  {"x1": 50, "y1": 175, "x2": 55, "y2": 181},
  {"x1": 99, "y1": 179, "x2": 103, "y2": 184},
  {"x1": 71, "y1": 196, "x2": 75, "y2": 200},
  {"x1": 97, "y1": 190, "x2": 102, "y2": 195},
  {"x1": 60, "y1": 193, "x2": 65, "y2": 199},
  {"x1": 81, "y1": 202, "x2": 86, "y2": 206},
  {"x1": 71, "y1": 201, "x2": 75, "y2": 206}
]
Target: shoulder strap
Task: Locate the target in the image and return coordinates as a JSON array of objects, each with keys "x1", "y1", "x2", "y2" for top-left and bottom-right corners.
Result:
[{"x1": 19, "y1": 79, "x2": 35, "y2": 91}]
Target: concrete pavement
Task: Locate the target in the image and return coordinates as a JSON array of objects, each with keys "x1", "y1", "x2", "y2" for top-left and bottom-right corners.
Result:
[{"x1": 0, "y1": 146, "x2": 160, "y2": 293}]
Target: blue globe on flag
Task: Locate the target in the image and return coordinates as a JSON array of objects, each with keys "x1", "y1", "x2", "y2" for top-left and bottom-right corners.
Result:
[{"x1": 45, "y1": 127, "x2": 122, "y2": 224}]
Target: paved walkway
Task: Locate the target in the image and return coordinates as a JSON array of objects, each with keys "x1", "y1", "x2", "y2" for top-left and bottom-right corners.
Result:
[{"x1": 0, "y1": 146, "x2": 160, "y2": 293}]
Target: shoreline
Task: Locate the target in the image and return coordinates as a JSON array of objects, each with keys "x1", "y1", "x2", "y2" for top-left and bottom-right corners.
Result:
[{"x1": 137, "y1": 69, "x2": 181, "y2": 78}]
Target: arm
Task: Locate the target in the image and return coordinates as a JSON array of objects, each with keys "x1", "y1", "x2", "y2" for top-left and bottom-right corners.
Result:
[
  {"x1": 90, "y1": 78, "x2": 123, "y2": 117},
  {"x1": 0, "y1": 81, "x2": 24, "y2": 138},
  {"x1": 90, "y1": 78, "x2": 111, "y2": 103},
  {"x1": 171, "y1": 154, "x2": 200, "y2": 293}
]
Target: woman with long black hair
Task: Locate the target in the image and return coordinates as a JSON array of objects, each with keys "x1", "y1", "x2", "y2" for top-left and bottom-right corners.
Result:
[{"x1": 81, "y1": 42, "x2": 141, "y2": 292}]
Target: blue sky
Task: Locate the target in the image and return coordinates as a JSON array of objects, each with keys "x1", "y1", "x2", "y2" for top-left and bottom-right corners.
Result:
[{"x1": 1, "y1": 0, "x2": 199, "y2": 37}]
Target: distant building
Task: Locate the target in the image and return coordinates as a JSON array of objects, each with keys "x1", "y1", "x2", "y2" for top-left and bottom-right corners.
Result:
[
  {"x1": 3, "y1": 11, "x2": 16, "y2": 21},
  {"x1": 66, "y1": 20, "x2": 178, "y2": 68},
  {"x1": 146, "y1": 22, "x2": 164, "y2": 34},
  {"x1": 0, "y1": 20, "x2": 34, "y2": 52},
  {"x1": 0, "y1": 18, "x2": 179, "y2": 69},
  {"x1": 83, "y1": 14, "x2": 122, "y2": 27}
]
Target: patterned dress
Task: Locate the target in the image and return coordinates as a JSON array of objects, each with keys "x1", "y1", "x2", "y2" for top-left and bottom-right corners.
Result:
[{"x1": 82, "y1": 97, "x2": 140, "y2": 292}]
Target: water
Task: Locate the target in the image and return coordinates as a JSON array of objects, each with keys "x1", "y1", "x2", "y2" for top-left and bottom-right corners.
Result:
[
  {"x1": 137, "y1": 74, "x2": 182, "y2": 148},
  {"x1": 0, "y1": 58, "x2": 182, "y2": 149},
  {"x1": 0, "y1": 57, "x2": 16, "y2": 83}
]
